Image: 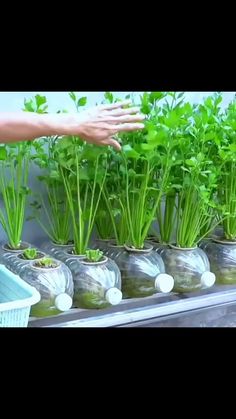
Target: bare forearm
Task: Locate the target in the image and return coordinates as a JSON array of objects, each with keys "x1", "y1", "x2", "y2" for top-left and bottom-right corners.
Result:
[
  {"x1": 0, "y1": 102, "x2": 144, "y2": 149},
  {"x1": 0, "y1": 112, "x2": 68, "y2": 142}
]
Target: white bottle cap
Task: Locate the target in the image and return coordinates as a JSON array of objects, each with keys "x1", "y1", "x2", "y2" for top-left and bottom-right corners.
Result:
[
  {"x1": 201, "y1": 271, "x2": 216, "y2": 288},
  {"x1": 55, "y1": 293, "x2": 73, "y2": 311},
  {"x1": 105, "y1": 287, "x2": 122, "y2": 305},
  {"x1": 155, "y1": 274, "x2": 174, "y2": 293}
]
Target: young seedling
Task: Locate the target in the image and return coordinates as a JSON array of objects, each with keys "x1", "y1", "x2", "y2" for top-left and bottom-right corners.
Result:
[
  {"x1": 34, "y1": 257, "x2": 59, "y2": 269},
  {"x1": 22, "y1": 248, "x2": 38, "y2": 260},
  {"x1": 85, "y1": 249, "x2": 104, "y2": 263}
]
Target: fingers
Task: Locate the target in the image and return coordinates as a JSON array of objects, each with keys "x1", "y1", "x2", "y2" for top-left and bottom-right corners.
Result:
[
  {"x1": 112, "y1": 123, "x2": 145, "y2": 133},
  {"x1": 102, "y1": 137, "x2": 121, "y2": 151},
  {"x1": 99, "y1": 99, "x2": 131, "y2": 111},
  {"x1": 111, "y1": 114, "x2": 145, "y2": 124},
  {"x1": 108, "y1": 107, "x2": 140, "y2": 116}
]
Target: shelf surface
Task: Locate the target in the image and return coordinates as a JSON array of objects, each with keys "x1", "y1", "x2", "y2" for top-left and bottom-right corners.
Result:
[{"x1": 28, "y1": 284, "x2": 236, "y2": 327}]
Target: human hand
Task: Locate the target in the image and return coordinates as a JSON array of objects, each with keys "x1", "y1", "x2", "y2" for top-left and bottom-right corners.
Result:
[{"x1": 62, "y1": 100, "x2": 145, "y2": 151}]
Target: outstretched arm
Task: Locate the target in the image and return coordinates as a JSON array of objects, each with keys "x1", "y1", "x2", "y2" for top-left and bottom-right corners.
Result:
[{"x1": 0, "y1": 100, "x2": 145, "y2": 151}]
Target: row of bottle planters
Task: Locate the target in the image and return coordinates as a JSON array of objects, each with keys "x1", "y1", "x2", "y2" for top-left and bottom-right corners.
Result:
[{"x1": 0, "y1": 235, "x2": 235, "y2": 318}]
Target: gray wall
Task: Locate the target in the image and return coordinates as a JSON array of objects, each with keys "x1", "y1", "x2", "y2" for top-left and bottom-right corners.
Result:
[
  {"x1": 0, "y1": 92, "x2": 235, "y2": 112},
  {"x1": 0, "y1": 92, "x2": 128, "y2": 112},
  {"x1": 0, "y1": 92, "x2": 235, "y2": 247}
]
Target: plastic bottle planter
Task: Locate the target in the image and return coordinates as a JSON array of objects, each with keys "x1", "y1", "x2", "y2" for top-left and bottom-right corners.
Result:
[
  {"x1": 159, "y1": 245, "x2": 216, "y2": 293},
  {"x1": 2, "y1": 241, "x2": 31, "y2": 253},
  {"x1": 105, "y1": 243, "x2": 174, "y2": 299},
  {"x1": 147, "y1": 239, "x2": 167, "y2": 253},
  {"x1": 40, "y1": 241, "x2": 74, "y2": 258},
  {"x1": 211, "y1": 226, "x2": 224, "y2": 239},
  {"x1": 4, "y1": 251, "x2": 46, "y2": 276},
  {"x1": 199, "y1": 226, "x2": 225, "y2": 249},
  {"x1": 52, "y1": 250, "x2": 122, "y2": 309},
  {"x1": 90, "y1": 239, "x2": 112, "y2": 252},
  {"x1": 20, "y1": 259, "x2": 74, "y2": 317},
  {"x1": 201, "y1": 239, "x2": 236, "y2": 285},
  {"x1": 0, "y1": 242, "x2": 31, "y2": 264}
]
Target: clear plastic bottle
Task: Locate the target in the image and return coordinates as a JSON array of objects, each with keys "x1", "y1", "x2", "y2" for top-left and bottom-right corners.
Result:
[
  {"x1": 201, "y1": 239, "x2": 236, "y2": 284},
  {"x1": 53, "y1": 250, "x2": 122, "y2": 309},
  {"x1": 4, "y1": 250, "x2": 46, "y2": 276},
  {"x1": 19, "y1": 258, "x2": 74, "y2": 317},
  {"x1": 90, "y1": 239, "x2": 112, "y2": 252},
  {"x1": 40, "y1": 241, "x2": 74, "y2": 258},
  {"x1": 211, "y1": 226, "x2": 224, "y2": 239},
  {"x1": 199, "y1": 226, "x2": 224, "y2": 249},
  {"x1": 0, "y1": 242, "x2": 31, "y2": 264},
  {"x1": 147, "y1": 239, "x2": 167, "y2": 253},
  {"x1": 159, "y1": 245, "x2": 216, "y2": 293},
  {"x1": 105, "y1": 243, "x2": 174, "y2": 298}
]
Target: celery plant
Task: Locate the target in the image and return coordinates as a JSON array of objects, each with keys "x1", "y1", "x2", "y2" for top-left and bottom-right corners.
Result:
[
  {"x1": 0, "y1": 143, "x2": 31, "y2": 249},
  {"x1": 56, "y1": 137, "x2": 107, "y2": 255}
]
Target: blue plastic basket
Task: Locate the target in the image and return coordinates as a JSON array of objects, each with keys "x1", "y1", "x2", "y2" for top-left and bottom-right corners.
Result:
[{"x1": 0, "y1": 264, "x2": 40, "y2": 327}]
